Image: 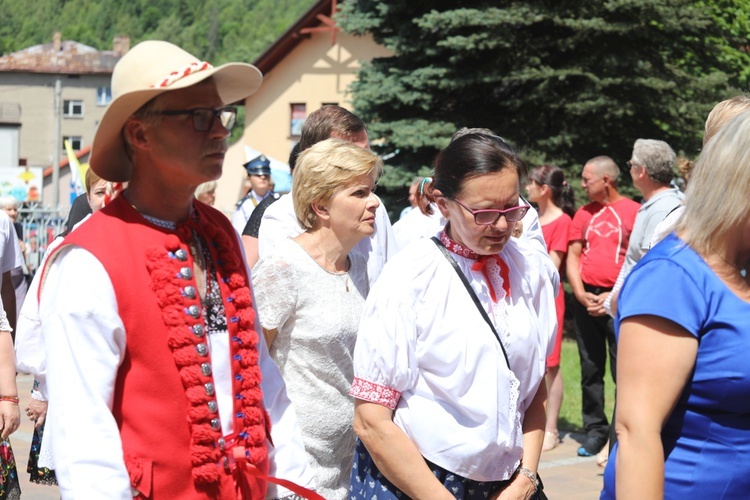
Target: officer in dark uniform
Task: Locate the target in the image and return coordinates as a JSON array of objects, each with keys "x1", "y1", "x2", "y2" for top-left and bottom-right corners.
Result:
[{"x1": 231, "y1": 154, "x2": 273, "y2": 233}]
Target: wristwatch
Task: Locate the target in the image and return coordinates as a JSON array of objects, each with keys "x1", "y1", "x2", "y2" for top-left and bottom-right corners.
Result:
[{"x1": 516, "y1": 466, "x2": 540, "y2": 492}]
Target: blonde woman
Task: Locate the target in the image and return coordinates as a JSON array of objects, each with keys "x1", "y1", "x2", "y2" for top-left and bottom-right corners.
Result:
[
  {"x1": 252, "y1": 138, "x2": 382, "y2": 500},
  {"x1": 194, "y1": 180, "x2": 217, "y2": 206},
  {"x1": 602, "y1": 110, "x2": 750, "y2": 498}
]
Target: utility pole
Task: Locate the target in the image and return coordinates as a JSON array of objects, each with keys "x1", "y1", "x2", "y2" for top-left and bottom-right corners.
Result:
[{"x1": 53, "y1": 78, "x2": 61, "y2": 208}]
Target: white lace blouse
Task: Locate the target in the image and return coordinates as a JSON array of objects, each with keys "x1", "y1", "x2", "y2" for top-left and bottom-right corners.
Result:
[
  {"x1": 350, "y1": 236, "x2": 556, "y2": 482},
  {"x1": 252, "y1": 238, "x2": 369, "y2": 500}
]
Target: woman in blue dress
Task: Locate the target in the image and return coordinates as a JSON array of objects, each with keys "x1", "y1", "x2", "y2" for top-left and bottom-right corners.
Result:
[{"x1": 601, "y1": 109, "x2": 750, "y2": 498}]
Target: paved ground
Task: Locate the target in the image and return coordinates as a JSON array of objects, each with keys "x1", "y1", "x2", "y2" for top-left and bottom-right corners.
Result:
[
  {"x1": 13, "y1": 374, "x2": 58, "y2": 499},
  {"x1": 538, "y1": 431, "x2": 607, "y2": 499},
  {"x1": 12, "y1": 373, "x2": 607, "y2": 499}
]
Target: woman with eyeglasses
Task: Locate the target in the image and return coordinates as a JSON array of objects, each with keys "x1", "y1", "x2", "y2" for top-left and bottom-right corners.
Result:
[
  {"x1": 525, "y1": 165, "x2": 576, "y2": 453},
  {"x1": 349, "y1": 132, "x2": 556, "y2": 500}
]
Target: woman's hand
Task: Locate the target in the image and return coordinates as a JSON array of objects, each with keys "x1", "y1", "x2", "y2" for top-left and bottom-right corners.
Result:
[
  {"x1": 492, "y1": 474, "x2": 536, "y2": 500},
  {"x1": 26, "y1": 399, "x2": 48, "y2": 428},
  {"x1": 0, "y1": 400, "x2": 20, "y2": 439}
]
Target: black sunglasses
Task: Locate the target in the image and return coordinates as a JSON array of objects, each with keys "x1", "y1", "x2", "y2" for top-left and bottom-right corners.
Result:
[{"x1": 154, "y1": 107, "x2": 237, "y2": 132}]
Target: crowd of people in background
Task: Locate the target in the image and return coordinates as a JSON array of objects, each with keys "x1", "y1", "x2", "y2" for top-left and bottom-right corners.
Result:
[{"x1": 0, "y1": 38, "x2": 746, "y2": 500}]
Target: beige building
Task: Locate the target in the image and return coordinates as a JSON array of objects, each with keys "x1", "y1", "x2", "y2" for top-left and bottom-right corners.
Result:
[
  {"x1": 0, "y1": 33, "x2": 127, "y2": 207},
  {"x1": 215, "y1": 0, "x2": 391, "y2": 215}
]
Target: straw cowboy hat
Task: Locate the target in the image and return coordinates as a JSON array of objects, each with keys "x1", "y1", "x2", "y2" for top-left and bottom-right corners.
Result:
[{"x1": 90, "y1": 40, "x2": 263, "y2": 182}]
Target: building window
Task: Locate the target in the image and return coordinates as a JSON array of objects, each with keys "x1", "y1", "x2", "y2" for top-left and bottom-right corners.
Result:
[
  {"x1": 290, "y1": 103, "x2": 306, "y2": 137},
  {"x1": 322, "y1": 102, "x2": 339, "y2": 107},
  {"x1": 63, "y1": 100, "x2": 84, "y2": 117},
  {"x1": 63, "y1": 136, "x2": 83, "y2": 151},
  {"x1": 97, "y1": 87, "x2": 112, "y2": 106}
]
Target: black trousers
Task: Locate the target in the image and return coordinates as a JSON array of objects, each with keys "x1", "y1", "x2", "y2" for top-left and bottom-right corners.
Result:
[{"x1": 573, "y1": 283, "x2": 617, "y2": 440}]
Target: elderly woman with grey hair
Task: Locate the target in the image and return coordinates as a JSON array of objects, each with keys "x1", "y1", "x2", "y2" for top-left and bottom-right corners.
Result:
[
  {"x1": 194, "y1": 180, "x2": 217, "y2": 206},
  {"x1": 251, "y1": 137, "x2": 382, "y2": 500}
]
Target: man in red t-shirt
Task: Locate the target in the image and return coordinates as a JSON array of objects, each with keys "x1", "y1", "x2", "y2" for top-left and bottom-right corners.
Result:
[{"x1": 567, "y1": 156, "x2": 639, "y2": 457}]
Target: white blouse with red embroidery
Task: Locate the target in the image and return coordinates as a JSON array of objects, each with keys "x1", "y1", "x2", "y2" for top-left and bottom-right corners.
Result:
[{"x1": 350, "y1": 234, "x2": 557, "y2": 483}]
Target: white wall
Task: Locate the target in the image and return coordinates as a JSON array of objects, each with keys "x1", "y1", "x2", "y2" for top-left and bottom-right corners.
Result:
[{"x1": 0, "y1": 125, "x2": 20, "y2": 167}]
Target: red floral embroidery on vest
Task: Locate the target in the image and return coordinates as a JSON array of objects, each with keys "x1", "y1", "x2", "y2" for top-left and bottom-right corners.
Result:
[{"x1": 144, "y1": 210, "x2": 268, "y2": 490}]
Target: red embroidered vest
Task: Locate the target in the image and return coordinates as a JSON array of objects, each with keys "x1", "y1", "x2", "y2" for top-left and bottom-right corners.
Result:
[{"x1": 57, "y1": 196, "x2": 269, "y2": 499}]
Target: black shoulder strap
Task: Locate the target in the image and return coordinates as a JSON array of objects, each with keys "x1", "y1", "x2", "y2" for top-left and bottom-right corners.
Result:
[
  {"x1": 235, "y1": 192, "x2": 253, "y2": 209},
  {"x1": 431, "y1": 236, "x2": 510, "y2": 370}
]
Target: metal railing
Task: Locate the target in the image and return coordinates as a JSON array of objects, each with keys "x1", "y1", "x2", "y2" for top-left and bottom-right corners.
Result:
[{"x1": 18, "y1": 203, "x2": 68, "y2": 250}]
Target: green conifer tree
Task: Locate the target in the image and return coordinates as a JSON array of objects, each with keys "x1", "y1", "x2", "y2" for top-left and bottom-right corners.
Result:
[{"x1": 338, "y1": 0, "x2": 750, "y2": 212}]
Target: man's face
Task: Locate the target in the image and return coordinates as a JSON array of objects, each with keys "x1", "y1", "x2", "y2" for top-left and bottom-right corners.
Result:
[
  {"x1": 248, "y1": 172, "x2": 271, "y2": 196},
  {"x1": 628, "y1": 155, "x2": 646, "y2": 193},
  {"x1": 0, "y1": 205, "x2": 17, "y2": 222},
  {"x1": 408, "y1": 182, "x2": 418, "y2": 207},
  {"x1": 581, "y1": 163, "x2": 607, "y2": 202},
  {"x1": 138, "y1": 80, "x2": 229, "y2": 190}
]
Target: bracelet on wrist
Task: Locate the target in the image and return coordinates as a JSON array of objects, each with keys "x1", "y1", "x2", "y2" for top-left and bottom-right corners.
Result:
[
  {"x1": 515, "y1": 466, "x2": 539, "y2": 492},
  {"x1": 0, "y1": 396, "x2": 19, "y2": 404}
]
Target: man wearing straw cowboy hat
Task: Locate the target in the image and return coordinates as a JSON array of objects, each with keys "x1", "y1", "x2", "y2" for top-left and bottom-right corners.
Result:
[{"x1": 39, "y1": 41, "x2": 318, "y2": 499}]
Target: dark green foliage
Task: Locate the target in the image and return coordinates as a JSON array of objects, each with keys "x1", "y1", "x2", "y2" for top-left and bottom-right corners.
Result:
[
  {"x1": 0, "y1": 0, "x2": 316, "y2": 65},
  {"x1": 339, "y1": 0, "x2": 750, "y2": 216}
]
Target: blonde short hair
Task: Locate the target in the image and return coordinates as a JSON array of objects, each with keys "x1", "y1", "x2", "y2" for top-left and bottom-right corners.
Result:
[
  {"x1": 194, "y1": 180, "x2": 217, "y2": 198},
  {"x1": 292, "y1": 138, "x2": 383, "y2": 230},
  {"x1": 677, "y1": 109, "x2": 750, "y2": 253},
  {"x1": 85, "y1": 167, "x2": 102, "y2": 193},
  {"x1": 703, "y1": 95, "x2": 750, "y2": 147}
]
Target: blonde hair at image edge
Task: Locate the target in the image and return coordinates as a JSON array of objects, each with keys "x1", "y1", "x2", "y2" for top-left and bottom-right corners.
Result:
[
  {"x1": 677, "y1": 109, "x2": 750, "y2": 253},
  {"x1": 292, "y1": 137, "x2": 383, "y2": 230},
  {"x1": 84, "y1": 167, "x2": 102, "y2": 193},
  {"x1": 703, "y1": 94, "x2": 750, "y2": 146}
]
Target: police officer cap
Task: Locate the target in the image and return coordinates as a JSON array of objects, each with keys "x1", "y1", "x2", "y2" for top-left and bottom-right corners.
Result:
[{"x1": 243, "y1": 155, "x2": 271, "y2": 176}]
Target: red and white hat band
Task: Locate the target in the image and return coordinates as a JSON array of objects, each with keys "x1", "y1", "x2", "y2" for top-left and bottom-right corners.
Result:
[{"x1": 152, "y1": 61, "x2": 213, "y2": 88}]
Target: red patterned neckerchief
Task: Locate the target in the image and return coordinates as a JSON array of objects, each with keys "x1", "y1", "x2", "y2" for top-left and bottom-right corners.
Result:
[{"x1": 439, "y1": 229, "x2": 511, "y2": 302}]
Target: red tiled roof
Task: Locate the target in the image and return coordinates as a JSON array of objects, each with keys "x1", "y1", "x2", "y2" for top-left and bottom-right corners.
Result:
[
  {"x1": 43, "y1": 145, "x2": 92, "y2": 177},
  {"x1": 0, "y1": 40, "x2": 121, "y2": 74}
]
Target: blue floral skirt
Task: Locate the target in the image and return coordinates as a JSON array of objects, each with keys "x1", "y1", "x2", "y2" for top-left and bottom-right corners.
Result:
[{"x1": 349, "y1": 438, "x2": 512, "y2": 499}]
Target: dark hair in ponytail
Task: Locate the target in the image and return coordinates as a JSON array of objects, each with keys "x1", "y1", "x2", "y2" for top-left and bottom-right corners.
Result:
[{"x1": 530, "y1": 165, "x2": 575, "y2": 218}]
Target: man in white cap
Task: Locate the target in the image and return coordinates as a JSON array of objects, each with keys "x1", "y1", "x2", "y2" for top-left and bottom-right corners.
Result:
[
  {"x1": 231, "y1": 154, "x2": 273, "y2": 234},
  {"x1": 39, "y1": 41, "x2": 316, "y2": 499}
]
